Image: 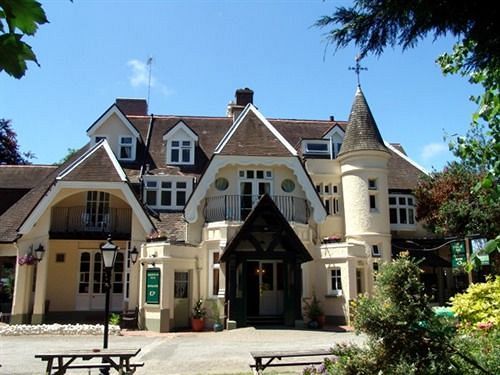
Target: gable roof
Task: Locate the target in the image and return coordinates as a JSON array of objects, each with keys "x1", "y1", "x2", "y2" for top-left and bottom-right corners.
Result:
[
  {"x1": 220, "y1": 194, "x2": 313, "y2": 263},
  {"x1": 0, "y1": 165, "x2": 58, "y2": 189},
  {"x1": 86, "y1": 104, "x2": 141, "y2": 140},
  {"x1": 338, "y1": 86, "x2": 388, "y2": 156},
  {"x1": 162, "y1": 120, "x2": 199, "y2": 141},
  {"x1": 214, "y1": 104, "x2": 297, "y2": 156},
  {"x1": 57, "y1": 140, "x2": 127, "y2": 182}
]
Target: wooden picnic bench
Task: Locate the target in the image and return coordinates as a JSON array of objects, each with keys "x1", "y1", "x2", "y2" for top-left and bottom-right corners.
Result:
[
  {"x1": 35, "y1": 348, "x2": 144, "y2": 374},
  {"x1": 250, "y1": 348, "x2": 335, "y2": 374}
]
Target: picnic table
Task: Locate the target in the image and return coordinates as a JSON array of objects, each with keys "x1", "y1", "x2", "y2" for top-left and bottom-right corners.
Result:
[
  {"x1": 250, "y1": 348, "x2": 334, "y2": 374},
  {"x1": 34, "y1": 347, "x2": 143, "y2": 374}
]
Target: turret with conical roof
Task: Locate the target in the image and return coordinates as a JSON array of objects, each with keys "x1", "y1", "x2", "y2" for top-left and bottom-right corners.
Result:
[
  {"x1": 338, "y1": 86, "x2": 392, "y2": 289},
  {"x1": 338, "y1": 86, "x2": 389, "y2": 157}
]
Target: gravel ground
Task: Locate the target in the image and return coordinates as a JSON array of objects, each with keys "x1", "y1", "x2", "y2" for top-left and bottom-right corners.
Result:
[{"x1": 0, "y1": 327, "x2": 366, "y2": 374}]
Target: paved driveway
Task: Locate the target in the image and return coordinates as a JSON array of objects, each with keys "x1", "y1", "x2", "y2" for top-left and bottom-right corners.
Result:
[{"x1": 0, "y1": 327, "x2": 365, "y2": 374}]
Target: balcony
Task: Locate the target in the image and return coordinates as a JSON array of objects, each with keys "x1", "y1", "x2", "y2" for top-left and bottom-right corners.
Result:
[
  {"x1": 50, "y1": 206, "x2": 132, "y2": 239},
  {"x1": 203, "y1": 195, "x2": 309, "y2": 224}
]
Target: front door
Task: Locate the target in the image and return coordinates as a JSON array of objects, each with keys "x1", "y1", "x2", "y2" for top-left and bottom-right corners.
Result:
[
  {"x1": 246, "y1": 261, "x2": 284, "y2": 316},
  {"x1": 76, "y1": 251, "x2": 124, "y2": 311},
  {"x1": 173, "y1": 271, "x2": 190, "y2": 329}
]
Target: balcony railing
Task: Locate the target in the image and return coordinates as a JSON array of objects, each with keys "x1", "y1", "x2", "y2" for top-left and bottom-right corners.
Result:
[
  {"x1": 50, "y1": 206, "x2": 132, "y2": 236},
  {"x1": 203, "y1": 195, "x2": 309, "y2": 224}
]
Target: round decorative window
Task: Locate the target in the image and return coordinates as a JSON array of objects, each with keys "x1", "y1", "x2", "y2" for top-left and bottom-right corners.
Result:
[
  {"x1": 281, "y1": 179, "x2": 295, "y2": 193},
  {"x1": 215, "y1": 177, "x2": 229, "y2": 191}
]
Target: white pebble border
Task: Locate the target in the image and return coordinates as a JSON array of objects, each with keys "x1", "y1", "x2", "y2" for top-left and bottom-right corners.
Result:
[{"x1": 0, "y1": 323, "x2": 121, "y2": 336}]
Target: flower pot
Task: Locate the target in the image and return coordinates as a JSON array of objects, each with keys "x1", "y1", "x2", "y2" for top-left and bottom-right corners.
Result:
[
  {"x1": 317, "y1": 314, "x2": 326, "y2": 329},
  {"x1": 191, "y1": 318, "x2": 205, "y2": 332}
]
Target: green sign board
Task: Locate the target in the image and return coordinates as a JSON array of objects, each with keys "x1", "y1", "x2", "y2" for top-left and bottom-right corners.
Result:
[
  {"x1": 146, "y1": 268, "x2": 161, "y2": 304},
  {"x1": 451, "y1": 241, "x2": 467, "y2": 268}
]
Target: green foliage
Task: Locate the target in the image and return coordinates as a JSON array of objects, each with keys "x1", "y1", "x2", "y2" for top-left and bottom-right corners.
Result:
[
  {"x1": 0, "y1": 118, "x2": 34, "y2": 164},
  {"x1": 415, "y1": 162, "x2": 500, "y2": 239},
  {"x1": 192, "y1": 299, "x2": 207, "y2": 319},
  {"x1": 303, "y1": 293, "x2": 324, "y2": 322},
  {"x1": 0, "y1": 0, "x2": 48, "y2": 78},
  {"x1": 109, "y1": 312, "x2": 121, "y2": 325},
  {"x1": 326, "y1": 254, "x2": 457, "y2": 374},
  {"x1": 452, "y1": 327, "x2": 500, "y2": 374},
  {"x1": 315, "y1": 0, "x2": 499, "y2": 72},
  {"x1": 450, "y1": 277, "x2": 500, "y2": 330}
]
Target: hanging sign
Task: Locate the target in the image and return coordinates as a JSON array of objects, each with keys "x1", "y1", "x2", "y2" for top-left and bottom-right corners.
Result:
[
  {"x1": 451, "y1": 241, "x2": 467, "y2": 268},
  {"x1": 146, "y1": 268, "x2": 161, "y2": 304}
]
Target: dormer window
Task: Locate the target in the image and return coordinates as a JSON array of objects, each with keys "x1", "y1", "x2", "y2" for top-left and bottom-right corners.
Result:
[
  {"x1": 302, "y1": 139, "x2": 331, "y2": 158},
  {"x1": 170, "y1": 140, "x2": 193, "y2": 164},
  {"x1": 119, "y1": 136, "x2": 135, "y2": 161},
  {"x1": 163, "y1": 121, "x2": 198, "y2": 166}
]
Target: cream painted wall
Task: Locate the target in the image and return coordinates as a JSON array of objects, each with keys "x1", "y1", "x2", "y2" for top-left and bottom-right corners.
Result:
[{"x1": 92, "y1": 113, "x2": 137, "y2": 159}]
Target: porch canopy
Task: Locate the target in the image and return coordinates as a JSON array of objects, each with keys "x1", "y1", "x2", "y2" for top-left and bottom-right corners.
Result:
[{"x1": 221, "y1": 194, "x2": 312, "y2": 327}]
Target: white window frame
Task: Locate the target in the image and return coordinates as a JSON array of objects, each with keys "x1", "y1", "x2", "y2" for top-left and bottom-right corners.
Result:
[
  {"x1": 389, "y1": 194, "x2": 416, "y2": 230},
  {"x1": 302, "y1": 139, "x2": 331, "y2": 156},
  {"x1": 168, "y1": 139, "x2": 194, "y2": 165},
  {"x1": 143, "y1": 176, "x2": 193, "y2": 210},
  {"x1": 326, "y1": 266, "x2": 343, "y2": 296},
  {"x1": 164, "y1": 123, "x2": 198, "y2": 166},
  {"x1": 118, "y1": 135, "x2": 136, "y2": 161},
  {"x1": 208, "y1": 249, "x2": 221, "y2": 298},
  {"x1": 318, "y1": 182, "x2": 341, "y2": 216},
  {"x1": 372, "y1": 244, "x2": 381, "y2": 257},
  {"x1": 368, "y1": 178, "x2": 378, "y2": 212}
]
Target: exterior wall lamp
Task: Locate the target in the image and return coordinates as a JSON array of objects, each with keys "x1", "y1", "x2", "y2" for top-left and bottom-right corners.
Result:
[
  {"x1": 129, "y1": 246, "x2": 139, "y2": 264},
  {"x1": 34, "y1": 244, "x2": 45, "y2": 262}
]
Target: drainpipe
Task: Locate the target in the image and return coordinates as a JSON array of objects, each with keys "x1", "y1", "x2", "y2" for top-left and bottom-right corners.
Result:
[{"x1": 138, "y1": 114, "x2": 155, "y2": 201}]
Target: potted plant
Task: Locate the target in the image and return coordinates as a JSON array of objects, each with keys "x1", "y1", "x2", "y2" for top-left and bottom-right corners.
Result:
[
  {"x1": 303, "y1": 293, "x2": 325, "y2": 329},
  {"x1": 191, "y1": 299, "x2": 207, "y2": 332}
]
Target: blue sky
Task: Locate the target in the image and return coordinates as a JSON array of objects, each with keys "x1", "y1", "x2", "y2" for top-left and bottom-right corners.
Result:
[{"x1": 1, "y1": 0, "x2": 478, "y2": 170}]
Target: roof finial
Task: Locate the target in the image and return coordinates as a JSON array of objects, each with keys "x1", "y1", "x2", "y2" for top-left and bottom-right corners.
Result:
[{"x1": 348, "y1": 54, "x2": 367, "y2": 87}]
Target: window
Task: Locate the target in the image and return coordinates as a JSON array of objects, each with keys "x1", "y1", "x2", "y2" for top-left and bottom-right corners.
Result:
[
  {"x1": 119, "y1": 136, "x2": 135, "y2": 160},
  {"x1": 368, "y1": 179, "x2": 377, "y2": 190},
  {"x1": 389, "y1": 194, "x2": 416, "y2": 228},
  {"x1": 168, "y1": 139, "x2": 194, "y2": 165},
  {"x1": 85, "y1": 191, "x2": 110, "y2": 229},
  {"x1": 328, "y1": 267, "x2": 342, "y2": 295},
  {"x1": 356, "y1": 268, "x2": 364, "y2": 295},
  {"x1": 369, "y1": 194, "x2": 377, "y2": 210},
  {"x1": 372, "y1": 244, "x2": 381, "y2": 257},
  {"x1": 143, "y1": 177, "x2": 192, "y2": 209},
  {"x1": 209, "y1": 250, "x2": 220, "y2": 297},
  {"x1": 281, "y1": 179, "x2": 295, "y2": 193},
  {"x1": 302, "y1": 140, "x2": 331, "y2": 157},
  {"x1": 215, "y1": 178, "x2": 229, "y2": 191},
  {"x1": 318, "y1": 182, "x2": 341, "y2": 216}
]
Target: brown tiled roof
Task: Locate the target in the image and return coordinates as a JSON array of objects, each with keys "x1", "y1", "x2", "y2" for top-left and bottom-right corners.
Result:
[
  {"x1": 60, "y1": 147, "x2": 123, "y2": 182},
  {"x1": 338, "y1": 87, "x2": 388, "y2": 156},
  {"x1": 0, "y1": 165, "x2": 57, "y2": 189},
  {"x1": 152, "y1": 212, "x2": 186, "y2": 242},
  {"x1": 219, "y1": 111, "x2": 292, "y2": 156},
  {"x1": 387, "y1": 147, "x2": 426, "y2": 190}
]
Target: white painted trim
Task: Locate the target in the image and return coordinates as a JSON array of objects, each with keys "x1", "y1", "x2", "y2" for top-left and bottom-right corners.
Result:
[
  {"x1": 142, "y1": 175, "x2": 194, "y2": 210},
  {"x1": 323, "y1": 124, "x2": 345, "y2": 139},
  {"x1": 184, "y1": 155, "x2": 326, "y2": 223},
  {"x1": 87, "y1": 105, "x2": 140, "y2": 139},
  {"x1": 384, "y1": 141, "x2": 428, "y2": 175},
  {"x1": 56, "y1": 140, "x2": 127, "y2": 181},
  {"x1": 214, "y1": 104, "x2": 297, "y2": 156},
  {"x1": 162, "y1": 121, "x2": 199, "y2": 142},
  {"x1": 18, "y1": 180, "x2": 154, "y2": 236},
  {"x1": 118, "y1": 134, "x2": 137, "y2": 161}
]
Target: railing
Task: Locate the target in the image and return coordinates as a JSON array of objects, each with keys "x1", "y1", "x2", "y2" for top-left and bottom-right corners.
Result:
[
  {"x1": 50, "y1": 206, "x2": 132, "y2": 234},
  {"x1": 203, "y1": 195, "x2": 309, "y2": 224}
]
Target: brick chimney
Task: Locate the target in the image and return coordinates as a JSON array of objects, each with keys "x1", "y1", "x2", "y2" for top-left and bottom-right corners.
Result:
[
  {"x1": 115, "y1": 98, "x2": 148, "y2": 116},
  {"x1": 227, "y1": 88, "x2": 254, "y2": 120}
]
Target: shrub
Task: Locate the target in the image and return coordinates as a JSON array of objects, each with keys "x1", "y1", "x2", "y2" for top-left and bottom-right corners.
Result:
[{"x1": 450, "y1": 276, "x2": 499, "y2": 330}]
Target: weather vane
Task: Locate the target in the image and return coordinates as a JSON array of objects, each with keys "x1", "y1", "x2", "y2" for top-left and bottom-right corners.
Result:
[{"x1": 348, "y1": 55, "x2": 368, "y2": 86}]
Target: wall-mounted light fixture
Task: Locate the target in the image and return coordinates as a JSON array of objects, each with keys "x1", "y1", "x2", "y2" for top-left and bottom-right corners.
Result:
[
  {"x1": 34, "y1": 244, "x2": 45, "y2": 262},
  {"x1": 129, "y1": 246, "x2": 139, "y2": 264}
]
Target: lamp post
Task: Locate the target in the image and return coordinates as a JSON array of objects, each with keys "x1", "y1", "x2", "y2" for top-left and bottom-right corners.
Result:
[{"x1": 100, "y1": 235, "x2": 118, "y2": 350}]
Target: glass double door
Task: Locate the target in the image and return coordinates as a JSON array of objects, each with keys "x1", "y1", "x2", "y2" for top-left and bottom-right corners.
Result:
[
  {"x1": 240, "y1": 181, "x2": 271, "y2": 220},
  {"x1": 247, "y1": 261, "x2": 284, "y2": 316},
  {"x1": 75, "y1": 251, "x2": 124, "y2": 311}
]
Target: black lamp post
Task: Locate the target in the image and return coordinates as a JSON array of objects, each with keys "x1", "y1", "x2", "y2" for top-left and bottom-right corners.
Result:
[
  {"x1": 34, "y1": 244, "x2": 45, "y2": 262},
  {"x1": 99, "y1": 235, "x2": 118, "y2": 350},
  {"x1": 129, "y1": 246, "x2": 139, "y2": 265}
]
